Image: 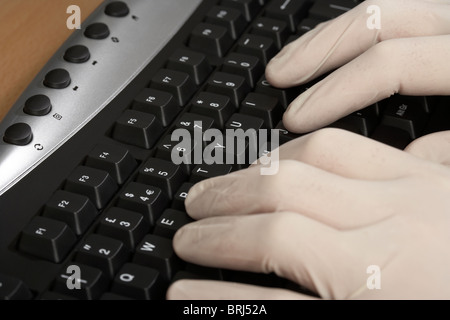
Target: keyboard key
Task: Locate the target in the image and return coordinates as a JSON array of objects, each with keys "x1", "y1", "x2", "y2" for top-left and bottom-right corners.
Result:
[
  {"x1": 75, "y1": 234, "x2": 130, "y2": 278},
  {"x1": 154, "y1": 134, "x2": 199, "y2": 174},
  {"x1": 154, "y1": 209, "x2": 195, "y2": 239},
  {"x1": 423, "y1": 97, "x2": 450, "y2": 134},
  {"x1": 171, "y1": 182, "x2": 194, "y2": 212},
  {"x1": 85, "y1": 144, "x2": 137, "y2": 185},
  {"x1": 96, "y1": 207, "x2": 149, "y2": 249},
  {"x1": 132, "y1": 88, "x2": 179, "y2": 127},
  {"x1": 222, "y1": 52, "x2": 264, "y2": 88},
  {"x1": 190, "y1": 92, "x2": 235, "y2": 129},
  {"x1": 220, "y1": 0, "x2": 262, "y2": 21},
  {"x1": 43, "y1": 190, "x2": 98, "y2": 236},
  {"x1": 225, "y1": 112, "x2": 266, "y2": 131},
  {"x1": 240, "y1": 92, "x2": 283, "y2": 128},
  {"x1": 235, "y1": 34, "x2": 277, "y2": 65},
  {"x1": 137, "y1": 158, "x2": 187, "y2": 199},
  {"x1": 112, "y1": 263, "x2": 164, "y2": 300},
  {"x1": 251, "y1": 17, "x2": 289, "y2": 49},
  {"x1": 206, "y1": 72, "x2": 251, "y2": 107},
  {"x1": 255, "y1": 75, "x2": 300, "y2": 108},
  {"x1": 18, "y1": 216, "x2": 76, "y2": 263},
  {"x1": 113, "y1": 109, "x2": 164, "y2": 149},
  {"x1": 117, "y1": 182, "x2": 169, "y2": 226},
  {"x1": 265, "y1": 0, "x2": 310, "y2": 32},
  {"x1": 53, "y1": 264, "x2": 109, "y2": 300},
  {"x1": 308, "y1": 0, "x2": 357, "y2": 21},
  {"x1": 297, "y1": 17, "x2": 322, "y2": 36},
  {"x1": 329, "y1": 104, "x2": 380, "y2": 137},
  {"x1": 64, "y1": 166, "x2": 118, "y2": 209},
  {"x1": 206, "y1": 6, "x2": 247, "y2": 39},
  {"x1": 370, "y1": 125, "x2": 412, "y2": 150},
  {"x1": 167, "y1": 49, "x2": 212, "y2": 85},
  {"x1": 173, "y1": 113, "x2": 215, "y2": 134},
  {"x1": 381, "y1": 96, "x2": 429, "y2": 139},
  {"x1": 224, "y1": 114, "x2": 265, "y2": 169},
  {"x1": 189, "y1": 23, "x2": 233, "y2": 57},
  {"x1": 150, "y1": 69, "x2": 197, "y2": 107},
  {"x1": 133, "y1": 234, "x2": 182, "y2": 281},
  {"x1": 275, "y1": 121, "x2": 303, "y2": 144},
  {"x1": 190, "y1": 164, "x2": 233, "y2": 183},
  {"x1": 0, "y1": 274, "x2": 32, "y2": 300}
]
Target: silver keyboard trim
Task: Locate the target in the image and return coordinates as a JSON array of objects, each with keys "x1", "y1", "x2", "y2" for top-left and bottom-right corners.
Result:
[{"x1": 0, "y1": 0, "x2": 203, "y2": 196}]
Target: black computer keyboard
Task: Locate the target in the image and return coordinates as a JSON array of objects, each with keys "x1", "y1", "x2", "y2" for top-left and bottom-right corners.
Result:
[{"x1": 1, "y1": 0, "x2": 449, "y2": 300}]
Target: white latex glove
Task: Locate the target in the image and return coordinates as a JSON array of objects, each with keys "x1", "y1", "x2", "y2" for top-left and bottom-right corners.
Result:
[
  {"x1": 265, "y1": 0, "x2": 450, "y2": 133},
  {"x1": 166, "y1": 0, "x2": 450, "y2": 300},
  {"x1": 167, "y1": 128, "x2": 450, "y2": 300}
]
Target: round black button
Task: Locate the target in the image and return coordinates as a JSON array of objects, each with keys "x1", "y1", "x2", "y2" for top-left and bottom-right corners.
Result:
[
  {"x1": 105, "y1": 1, "x2": 130, "y2": 17},
  {"x1": 24, "y1": 95, "x2": 52, "y2": 116},
  {"x1": 64, "y1": 45, "x2": 90, "y2": 63},
  {"x1": 3, "y1": 123, "x2": 33, "y2": 146},
  {"x1": 44, "y1": 69, "x2": 71, "y2": 89},
  {"x1": 84, "y1": 23, "x2": 110, "y2": 40}
]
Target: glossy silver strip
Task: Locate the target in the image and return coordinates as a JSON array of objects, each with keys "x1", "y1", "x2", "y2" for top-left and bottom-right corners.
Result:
[{"x1": 0, "y1": 0, "x2": 203, "y2": 196}]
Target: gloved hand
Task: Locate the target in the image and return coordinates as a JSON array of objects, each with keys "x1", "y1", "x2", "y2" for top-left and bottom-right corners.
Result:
[
  {"x1": 265, "y1": 0, "x2": 450, "y2": 134},
  {"x1": 166, "y1": 0, "x2": 450, "y2": 300}
]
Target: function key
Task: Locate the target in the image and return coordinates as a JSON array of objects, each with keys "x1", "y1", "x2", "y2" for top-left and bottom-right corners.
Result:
[
  {"x1": 64, "y1": 166, "x2": 118, "y2": 209},
  {"x1": 112, "y1": 110, "x2": 164, "y2": 149},
  {"x1": 85, "y1": 144, "x2": 138, "y2": 185},
  {"x1": 205, "y1": 6, "x2": 247, "y2": 40},
  {"x1": 24, "y1": 95, "x2": 52, "y2": 116},
  {"x1": 105, "y1": 1, "x2": 130, "y2": 17},
  {"x1": 167, "y1": 49, "x2": 212, "y2": 86},
  {"x1": 3, "y1": 123, "x2": 33, "y2": 146},
  {"x1": 42, "y1": 190, "x2": 98, "y2": 236},
  {"x1": 64, "y1": 45, "x2": 91, "y2": 63},
  {"x1": 84, "y1": 23, "x2": 110, "y2": 40},
  {"x1": 149, "y1": 69, "x2": 196, "y2": 107},
  {"x1": 44, "y1": 69, "x2": 71, "y2": 89},
  {"x1": 188, "y1": 23, "x2": 233, "y2": 58},
  {"x1": 18, "y1": 216, "x2": 77, "y2": 263},
  {"x1": 132, "y1": 88, "x2": 179, "y2": 127},
  {"x1": 220, "y1": 0, "x2": 262, "y2": 22}
]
